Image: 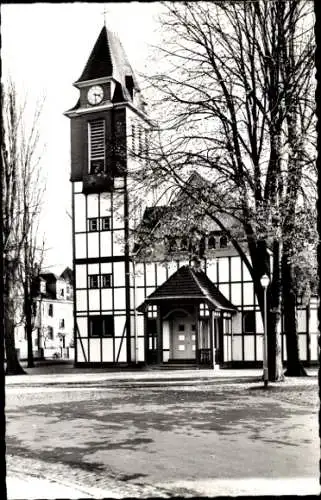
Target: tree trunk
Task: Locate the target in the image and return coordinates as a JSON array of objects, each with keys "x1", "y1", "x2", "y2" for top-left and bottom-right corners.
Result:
[
  {"x1": 24, "y1": 282, "x2": 34, "y2": 368},
  {"x1": 267, "y1": 240, "x2": 284, "y2": 381},
  {"x1": 282, "y1": 250, "x2": 307, "y2": 376},
  {"x1": 4, "y1": 316, "x2": 25, "y2": 375}
]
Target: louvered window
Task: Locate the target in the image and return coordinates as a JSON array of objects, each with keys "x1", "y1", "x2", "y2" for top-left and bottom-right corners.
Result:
[{"x1": 88, "y1": 119, "x2": 105, "y2": 174}]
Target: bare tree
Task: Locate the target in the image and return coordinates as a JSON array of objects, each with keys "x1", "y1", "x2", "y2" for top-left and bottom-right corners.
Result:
[
  {"x1": 134, "y1": 1, "x2": 315, "y2": 380},
  {"x1": 1, "y1": 79, "x2": 46, "y2": 374}
]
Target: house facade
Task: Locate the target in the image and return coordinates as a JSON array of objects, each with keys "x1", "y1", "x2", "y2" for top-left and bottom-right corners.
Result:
[
  {"x1": 65, "y1": 26, "x2": 319, "y2": 368},
  {"x1": 15, "y1": 267, "x2": 74, "y2": 360}
]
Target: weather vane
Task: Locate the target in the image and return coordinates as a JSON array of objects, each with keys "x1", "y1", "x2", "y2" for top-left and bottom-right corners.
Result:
[{"x1": 102, "y1": 5, "x2": 107, "y2": 26}]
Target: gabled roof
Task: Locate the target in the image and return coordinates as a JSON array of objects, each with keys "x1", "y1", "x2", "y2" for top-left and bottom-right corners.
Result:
[{"x1": 137, "y1": 265, "x2": 237, "y2": 312}]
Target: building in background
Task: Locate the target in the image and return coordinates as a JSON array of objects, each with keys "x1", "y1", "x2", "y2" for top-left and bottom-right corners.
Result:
[
  {"x1": 15, "y1": 267, "x2": 74, "y2": 360},
  {"x1": 65, "y1": 26, "x2": 319, "y2": 368}
]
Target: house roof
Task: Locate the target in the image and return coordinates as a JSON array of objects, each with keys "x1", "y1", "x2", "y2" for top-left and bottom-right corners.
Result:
[{"x1": 137, "y1": 265, "x2": 237, "y2": 312}]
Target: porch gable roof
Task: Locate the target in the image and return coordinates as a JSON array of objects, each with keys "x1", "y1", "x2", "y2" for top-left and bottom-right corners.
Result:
[{"x1": 137, "y1": 265, "x2": 237, "y2": 313}]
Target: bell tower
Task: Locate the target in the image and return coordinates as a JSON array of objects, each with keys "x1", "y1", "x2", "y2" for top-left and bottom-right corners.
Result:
[{"x1": 65, "y1": 26, "x2": 150, "y2": 366}]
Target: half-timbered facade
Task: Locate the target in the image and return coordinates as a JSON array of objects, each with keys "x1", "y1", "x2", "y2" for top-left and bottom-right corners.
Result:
[{"x1": 65, "y1": 26, "x2": 319, "y2": 368}]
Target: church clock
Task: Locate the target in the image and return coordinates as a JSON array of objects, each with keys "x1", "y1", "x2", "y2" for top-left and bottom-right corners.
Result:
[{"x1": 87, "y1": 85, "x2": 104, "y2": 105}]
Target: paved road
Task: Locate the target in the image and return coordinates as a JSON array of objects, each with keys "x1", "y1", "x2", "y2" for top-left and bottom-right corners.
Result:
[{"x1": 5, "y1": 368, "x2": 320, "y2": 498}]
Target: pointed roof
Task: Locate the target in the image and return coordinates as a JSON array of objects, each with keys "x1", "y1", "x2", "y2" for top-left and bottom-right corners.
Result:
[
  {"x1": 137, "y1": 265, "x2": 237, "y2": 312},
  {"x1": 75, "y1": 26, "x2": 145, "y2": 111}
]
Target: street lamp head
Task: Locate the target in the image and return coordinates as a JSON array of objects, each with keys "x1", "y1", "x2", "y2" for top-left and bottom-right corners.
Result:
[{"x1": 260, "y1": 273, "x2": 270, "y2": 289}]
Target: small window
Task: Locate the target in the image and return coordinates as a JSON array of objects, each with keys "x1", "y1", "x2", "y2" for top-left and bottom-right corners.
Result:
[
  {"x1": 180, "y1": 237, "x2": 189, "y2": 251},
  {"x1": 147, "y1": 304, "x2": 158, "y2": 318},
  {"x1": 47, "y1": 326, "x2": 54, "y2": 340},
  {"x1": 40, "y1": 281, "x2": 46, "y2": 294},
  {"x1": 66, "y1": 286, "x2": 70, "y2": 294},
  {"x1": 48, "y1": 304, "x2": 53, "y2": 317},
  {"x1": 89, "y1": 275, "x2": 99, "y2": 289},
  {"x1": 178, "y1": 324, "x2": 185, "y2": 332},
  {"x1": 60, "y1": 288, "x2": 64, "y2": 297},
  {"x1": 199, "y1": 303, "x2": 209, "y2": 318},
  {"x1": 243, "y1": 311, "x2": 256, "y2": 333},
  {"x1": 59, "y1": 319, "x2": 65, "y2": 329},
  {"x1": 89, "y1": 315, "x2": 114, "y2": 338},
  {"x1": 88, "y1": 218, "x2": 98, "y2": 232},
  {"x1": 208, "y1": 235, "x2": 216, "y2": 249},
  {"x1": 101, "y1": 217, "x2": 111, "y2": 231},
  {"x1": 191, "y1": 324, "x2": 196, "y2": 331},
  {"x1": 101, "y1": 274, "x2": 112, "y2": 288},
  {"x1": 220, "y1": 235, "x2": 228, "y2": 248}
]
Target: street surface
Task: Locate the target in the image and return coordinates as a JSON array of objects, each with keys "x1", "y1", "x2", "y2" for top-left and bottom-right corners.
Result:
[{"x1": 5, "y1": 367, "x2": 320, "y2": 498}]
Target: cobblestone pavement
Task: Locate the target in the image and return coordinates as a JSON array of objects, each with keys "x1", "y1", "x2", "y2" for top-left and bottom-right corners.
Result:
[{"x1": 5, "y1": 368, "x2": 320, "y2": 498}]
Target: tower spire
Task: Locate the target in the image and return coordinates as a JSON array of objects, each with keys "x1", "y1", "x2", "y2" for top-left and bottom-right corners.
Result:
[{"x1": 102, "y1": 5, "x2": 107, "y2": 27}]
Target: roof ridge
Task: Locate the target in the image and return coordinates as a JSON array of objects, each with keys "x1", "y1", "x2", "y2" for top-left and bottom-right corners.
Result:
[{"x1": 188, "y1": 266, "x2": 208, "y2": 300}]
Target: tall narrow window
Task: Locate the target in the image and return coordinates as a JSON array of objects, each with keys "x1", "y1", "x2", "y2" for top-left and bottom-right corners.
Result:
[
  {"x1": 88, "y1": 218, "x2": 98, "y2": 231},
  {"x1": 101, "y1": 274, "x2": 112, "y2": 288},
  {"x1": 88, "y1": 119, "x2": 105, "y2": 174},
  {"x1": 88, "y1": 275, "x2": 99, "y2": 289},
  {"x1": 101, "y1": 216, "x2": 111, "y2": 231}
]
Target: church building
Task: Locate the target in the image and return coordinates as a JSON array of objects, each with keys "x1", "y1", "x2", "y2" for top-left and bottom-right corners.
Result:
[{"x1": 65, "y1": 25, "x2": 318, "y2": 369}]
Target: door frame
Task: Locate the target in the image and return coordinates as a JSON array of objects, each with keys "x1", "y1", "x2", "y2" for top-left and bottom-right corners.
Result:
[{"x1": 164, "y1": 308, "x2": 197, "y2": 361}]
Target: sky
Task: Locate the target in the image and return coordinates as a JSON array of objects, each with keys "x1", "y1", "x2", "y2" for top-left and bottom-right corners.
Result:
[{"x1": 1, "y1": 2, "x2": 164, "y2": 275}]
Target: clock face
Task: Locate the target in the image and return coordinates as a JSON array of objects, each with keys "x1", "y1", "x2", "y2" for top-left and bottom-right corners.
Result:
[{"x1": 87, "y1": 85, "x2": 104, "y2": 105}]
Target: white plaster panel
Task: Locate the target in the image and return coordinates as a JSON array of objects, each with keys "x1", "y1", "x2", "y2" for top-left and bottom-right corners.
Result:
[
  {"x1": 89, "y1": 338, "x2": 101, "y2": 362},
  {"x1": 76, "y1": 317, "x2": 88, "y2": 337},
  {"x1": 243, "y1": 283, "x2": 254, "y2": 305},
  {"x1": 87, "y1": 232, "x2": 99, "y2": 258},
  {"x1": 155, "y1": 264, "x2": 167, "y2": 287},
  {"x1": 133, "y1": 288, "x2": 145, "y2": 312},
  {"x1": 218, "y1": 257, "x2": 229, "y2": 283},
  {"x1": 76, "y1": 339, "x2": 88, "y2": 363},
  {"x1": 136, "y1": 315, "x2": 144, "y2": 336},
  {"x1": 88, "y1": 290, "x2": 100, "y2": 311},
  {"x1": 163, "y1": 320, "x2": 170, "y2": 350},
  {"x1": 114, "y1": 315, "x2": 126, "y2": 337},
  {"x1": 112, "y1": 231, "x2": 125, "y2": 256},
  {"x1": 114, "y1": 288, "x2": 126, "y2": 310},
  {"x1": 87, "y1": 194, "x2": 99, "y2": 218},
  {"x1": 75, "y1": 234, "x2": 86, "y2": 259},
  {"x1": 88, "y1": 263, "x2": 99, "y2": 275},
  {"x1": 256, "y1": 311, "x2": 264, "y2": 334},
  {"x1": 298, "y1": 334, "x2": 307, "y2": 360},
  {"x1": 282, "y1": 335, "x2": 287, "y2": 361},
  {"x1": 99, "y1": 192, "x2": 112, "y2": 215},
  {"x1": 114, "y1": 337, "x2": 126, "y2": 362},
  {"x1": 137, "y1": 337, "x2": 144, "y2": 361},
  {"x1": 101, "y1": 289, "x2": 113, "y2": 310},
  {"x1": 206, "y1": 260, "x2": 217, "y2": 283},
  {"x1": 231, "y1": 283, "x2": 242, "y2": 306},
  {"x1": 310, "y1": 333, "x2": 319, "y2": 361},
  {"x1": 145, "y1": 263, "x2": 156, "y2": 287},
  {"x1": 75, "y1": 265, "x2": 87, "y2": 289},
  {"x1": 224, "y1": 336, "x2": 232, "y2": 362},
  {"x1": 134, "y1": 263, "x2": 145, "y2": 287},
  {"x1": 297, "y1": 309, "x2": 306, "y2": 332},
  {"x1": 309, "y1": 309, "x2": 318, "y2": 333},
  {"x1": 232, "y1": 313, "x2": 242, "y2": 333},
  {"x1": 244, "y1": 335, "x2": 255, "y2": 361},
  {"x1": 76, "y1": 291, "x2": 87, "y2": 312},
  {"x1": 102, "y1": 338, "x2": 114, "y2": 362},
  {"x1": 113, "y1": 199, "x2": 125, "y2": 229},
  {"x1": 232, "y1": 336, "x2": 242, "y2": 361},
  {"x1": 256, "y1": 335, "x2": 263, "y2": 361},
  {"x1": 230, "y1": 256, "x2": 241, "y2": 282},
  {"x1": 101, "y1": 262, "x2": 112, "y2": 274},
  {"x1": 74, "y1": 182, "x2": 83, "y2": 193},
  {"x1": 113, "y1": 262, "x2": 125, "y2": 287},
  {"x1": 100, "y1": 232, "x2": 112, "y2": 257},
  {"x1": 74, "y1": 195, "x2": 86, "y2": 232},
  {"x1": 242, "y1": 259, "x2": 252, "y2": 281}
]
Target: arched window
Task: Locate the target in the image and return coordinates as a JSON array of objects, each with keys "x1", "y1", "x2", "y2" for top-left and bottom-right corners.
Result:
[
  {"x1": 220, "y1": 234, "x2": 228, "y2": 248},
  {"x1": 180, "y1": 237, "x2": 189, "y2": 251},
  {"x1": 208, "y1": 235, "x2": 216, "y2": 249}
]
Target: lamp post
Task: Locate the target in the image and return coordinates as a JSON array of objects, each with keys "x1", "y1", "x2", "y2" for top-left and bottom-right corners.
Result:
[{"x1": 260, "y1": 274, "x2": 270, "y2": 389}]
